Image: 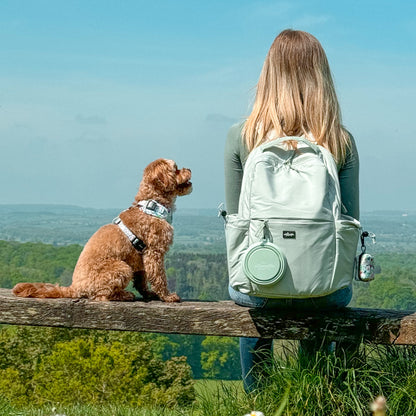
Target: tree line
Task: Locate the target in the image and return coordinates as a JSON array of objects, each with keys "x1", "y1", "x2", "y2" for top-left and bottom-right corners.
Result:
[{"x1": 1, "y1": 239, "x2": 415, "y2": 309}]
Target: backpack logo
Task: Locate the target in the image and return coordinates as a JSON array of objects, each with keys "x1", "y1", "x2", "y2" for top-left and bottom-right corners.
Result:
[{"x1": 283, "y1": 231, "x2": 296, "y2": 239}]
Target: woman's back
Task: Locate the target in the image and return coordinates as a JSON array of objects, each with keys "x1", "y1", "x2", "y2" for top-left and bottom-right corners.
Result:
[
  {"x1": 224, "y1": 121, "x2": 359, "y2": 219},
  {"x1": 223, "y1": 29, "x2": 360, "y2": 393}
]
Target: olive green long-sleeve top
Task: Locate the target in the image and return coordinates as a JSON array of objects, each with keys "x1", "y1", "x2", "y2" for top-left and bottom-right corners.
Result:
[{"x1": 224, "y1": 122, "x2": 360, "y2": 219}]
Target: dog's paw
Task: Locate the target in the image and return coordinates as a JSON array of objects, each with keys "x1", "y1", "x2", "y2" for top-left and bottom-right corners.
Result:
[
  {"x1": 104, "y1": 290, "x2": 136, "y2": 302},
  {"x1": 141, "y1": 290, "x2": 160, "y2": 301},
  {"x1": 162, "y1": 292, "x2": 181, "y2": 303}
]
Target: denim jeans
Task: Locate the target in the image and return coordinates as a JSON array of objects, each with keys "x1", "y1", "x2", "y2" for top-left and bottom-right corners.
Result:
[{"x1": 229, "y1": 285, "x2": 353, "y2": 392}]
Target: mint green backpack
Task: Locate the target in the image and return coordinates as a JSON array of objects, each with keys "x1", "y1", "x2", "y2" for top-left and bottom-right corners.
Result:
[{"x1": 225, "y1": 137, "x2": 361, "y2": 298}]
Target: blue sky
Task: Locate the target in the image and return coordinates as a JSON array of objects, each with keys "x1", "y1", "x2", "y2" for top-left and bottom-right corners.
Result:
[{"x1": 0, "y1": 0, "x2": 415, "y2": 211}]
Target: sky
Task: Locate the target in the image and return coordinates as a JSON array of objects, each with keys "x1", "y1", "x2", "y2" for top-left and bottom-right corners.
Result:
[{"x1": 0, "y1": 0, "x2": 415, "y2": 212}]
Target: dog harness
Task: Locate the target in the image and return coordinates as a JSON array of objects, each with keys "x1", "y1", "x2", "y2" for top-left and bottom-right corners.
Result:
[
  {"x1": 112, "y1": 217, "x2": 146, "y2": 252},
  {"x1": 137, "y1": 200, "x2": 172, "y2": 224},
  {"x1": 112, "y1": 201, "x2": 172, "y2": 253}
]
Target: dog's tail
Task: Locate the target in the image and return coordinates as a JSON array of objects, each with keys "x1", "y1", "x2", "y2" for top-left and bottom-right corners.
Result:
[{"x1": 12, "y1": 282, "x2": 73, "y2": 298}]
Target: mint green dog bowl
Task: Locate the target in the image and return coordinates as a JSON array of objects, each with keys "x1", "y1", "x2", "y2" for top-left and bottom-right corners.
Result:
[{"x1": 243, "y1": 241, "x2": 286, "y2": 286}]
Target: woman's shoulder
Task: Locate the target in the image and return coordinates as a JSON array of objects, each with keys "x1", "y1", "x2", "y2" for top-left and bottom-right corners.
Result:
[
  {"x1": 346, "y1": 130, "x2": 356, "y2": 145},
  {"x1": 226, "y1": 121, "x2": 245, "y2": 149},
  {"x1": 340, "y1": 130, "x2": 359, "y2": 170},
  {"x1": 225, "y1": 121, "x2": 249, "y2": 163},
  {"x1": 227, "y1": 121, "x2": 245, "y2": 138},
  {"x1": 347, "y1": 130, "x2": 358, "y2": 152}
]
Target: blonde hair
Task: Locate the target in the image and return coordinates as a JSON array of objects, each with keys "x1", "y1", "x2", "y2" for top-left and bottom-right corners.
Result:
[{"x1": 243, "y1": 29, "x2": 350, "y2": 164}]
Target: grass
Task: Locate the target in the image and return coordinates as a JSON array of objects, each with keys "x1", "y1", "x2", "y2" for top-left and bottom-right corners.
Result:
[
  {"x1": 2, "y1": 345, "x2": 416, "y2": 416},
  {"x1": 0, "y1": 402, "x2": 182, "y2": 416},
  {"x1": 0, "y1": 381, "x2": 242, "y2": 416},
  {"x1": 195, "y1": 344, "x2": 416, "y2": 416}
]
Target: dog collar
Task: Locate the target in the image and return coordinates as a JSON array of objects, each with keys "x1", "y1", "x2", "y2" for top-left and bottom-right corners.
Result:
[
  {"x1": 113, "y1": 217, "x2": 146, "y2": 252},
  {"x1": 137, "y1": 200, "x2": 172, "y2": 223}
]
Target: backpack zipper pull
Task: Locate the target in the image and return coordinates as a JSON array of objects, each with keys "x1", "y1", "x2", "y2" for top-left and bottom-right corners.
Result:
[{"x1": 262, "y1": 220, "x2": 272, "y2": 243}]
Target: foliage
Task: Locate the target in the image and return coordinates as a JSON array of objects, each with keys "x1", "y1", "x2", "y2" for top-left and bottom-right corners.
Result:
[
  {"x1": 155, "y1": 334, "x2": 241, "y2": 381},
  {"x1": 165, "y1": 252, "x2": 229, "y2": 301},
  {"x1": 201, "y1": 336, "x2": 240, "y2": 379},
  {"x1": 0, "y1": 368, "x2": 27, "y2": 405},
  {"x1": 0, "y1": 326, "x2": 195, "y2": 408},
  {"x1": 162, "y1": 334, "x2": 205, "y2": 379},
  {"x1": 0, "y1": 240, "x2": 82, "y2": 288}
]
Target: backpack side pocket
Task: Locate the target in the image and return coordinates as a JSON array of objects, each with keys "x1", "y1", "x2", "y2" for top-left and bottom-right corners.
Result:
[
  {"x1": 224, "y1": 215, "x2": 253, "y2": 294},
  {"x1": 333, "y1": 217, "x2": 361, "y2": 289}
]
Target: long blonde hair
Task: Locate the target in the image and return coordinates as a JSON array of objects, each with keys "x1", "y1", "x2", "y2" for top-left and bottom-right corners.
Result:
[{"x1": 243, "y1": 29, "x2": 350, "y2": 164}]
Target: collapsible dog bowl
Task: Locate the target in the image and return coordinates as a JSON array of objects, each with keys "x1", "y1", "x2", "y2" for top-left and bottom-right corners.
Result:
[{"x1": 243, "y1": 241, "x2": 286, "y2": 286}]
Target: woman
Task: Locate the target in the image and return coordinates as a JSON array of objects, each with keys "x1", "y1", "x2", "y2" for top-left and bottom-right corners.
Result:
[{"x1": 224, "y1": 29, "x2": 359, "y2": 392}]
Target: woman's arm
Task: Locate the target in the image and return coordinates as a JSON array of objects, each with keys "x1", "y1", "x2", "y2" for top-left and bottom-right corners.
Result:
[
  {"x1": 224, "y1": 123, "x2": 245, "y2": 214},
  {"x1": 339, "y1": 134, "x2": 360, "y2": 220}
]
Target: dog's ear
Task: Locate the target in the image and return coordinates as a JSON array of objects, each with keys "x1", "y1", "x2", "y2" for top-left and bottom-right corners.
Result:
[{"x1": 145, "y1": 159, "x2": 176, "y2": 192}]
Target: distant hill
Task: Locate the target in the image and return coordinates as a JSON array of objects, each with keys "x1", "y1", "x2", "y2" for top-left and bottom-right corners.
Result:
[
  {"x1": 0, "y1": 204, "x2": 225, "y2": 251},
  {"x1": 0, "y1": 204, "x2": 414, "y2": 252}
]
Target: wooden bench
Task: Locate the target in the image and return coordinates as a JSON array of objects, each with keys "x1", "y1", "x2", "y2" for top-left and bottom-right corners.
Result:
[{"x1": 0, "y1": 288, "x2": 415, "y2": 345}]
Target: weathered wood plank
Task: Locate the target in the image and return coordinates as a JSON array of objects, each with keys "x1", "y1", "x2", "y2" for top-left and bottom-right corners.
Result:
[{"x1": 0, "y1": 289, "x2": 415, "y2": 344}]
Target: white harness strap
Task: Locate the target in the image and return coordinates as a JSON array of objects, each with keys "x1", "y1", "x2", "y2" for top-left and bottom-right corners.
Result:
[
  {"x1": 137, "y1": 200, "x2": 172, "y2": 223},
  {"x1": 113, "y1": 217, "x2": 146, "y2": 252},
  {"x1": 112, "y1": 201, "x2": 172, "y2": 252}
]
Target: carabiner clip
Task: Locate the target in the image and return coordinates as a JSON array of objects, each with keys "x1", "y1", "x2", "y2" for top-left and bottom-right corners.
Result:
[
  {"x1": 217, "y1": 203, "x2": 227, "y2": 222},
  {"x1": 361, "y1": 230, "x2": 376, "y2": 253}
]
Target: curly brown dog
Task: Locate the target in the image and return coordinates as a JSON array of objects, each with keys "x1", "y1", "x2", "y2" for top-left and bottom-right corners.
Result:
[{"x1": 13, "y1": 158, "x2": 192, "y2": 302}]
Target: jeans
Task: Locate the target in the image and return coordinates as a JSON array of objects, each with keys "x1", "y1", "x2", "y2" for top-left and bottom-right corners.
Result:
[{"x1": 229, "y1": 285, "x2": 353, "y2": 392}]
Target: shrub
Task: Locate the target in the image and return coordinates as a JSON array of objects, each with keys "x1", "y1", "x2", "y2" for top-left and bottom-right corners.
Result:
[{"x1": 0, "y1": 326, "x2": 195, "y2": 408}]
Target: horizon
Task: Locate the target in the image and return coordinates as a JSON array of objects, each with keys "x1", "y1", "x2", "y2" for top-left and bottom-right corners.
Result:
[
  {"x1": 1, "y1": 1, "x2": 415, "y2": 211},
  {"x1": 0, "y1": 202, "x2": 414, "y2": 216}
]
